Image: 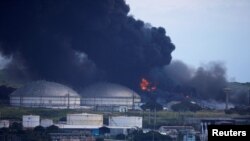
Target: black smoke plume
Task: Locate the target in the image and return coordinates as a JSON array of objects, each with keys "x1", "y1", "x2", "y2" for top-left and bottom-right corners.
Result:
[
  {"x1": 148, "y1": 60, "x2": 228, "y2": 102},
  {"x1": 190, "y1": 62, "x2": 228, "y2": 101},
  {"x1": 0, "y1": 0, "x2": 175, "y2": 89}
]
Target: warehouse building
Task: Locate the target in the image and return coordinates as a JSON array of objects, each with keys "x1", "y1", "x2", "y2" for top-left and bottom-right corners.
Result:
[
  {"x1": 10, "y1": 80, "x2": 81, "y2": 109},
  {"x1": 109, "y1": 116, "x2": 142, "y2": 128},
  {"x1": 80, "y1": 83, "x2": 141, "y2": 111},
  {"x1": 55, "y1": 113, "x2": 103, "y2": 136},
  {"x1": 67, "y1": 113, "x2": 103, "y2": 126},
  {"x1": 109, "y1": 116, "x2": 143, "y2": 135}
]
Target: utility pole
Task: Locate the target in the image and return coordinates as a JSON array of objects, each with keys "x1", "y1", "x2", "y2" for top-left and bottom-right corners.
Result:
[
  {"x1": 248, "y1": 88, "x2": 250, "y2": 105},
  {"x1": 147, "y1": 109, "x2": 151, "y2": 125},
  {"x1": 224, "y1": 88, "x2": 231, "y2": 110},
  {"x1": 67, "y1": 91, "x2": 70, "y2": 109},
  {"x1": 152, "y1": 106, "x2": 156, "y2": 141},
  {"x1": 132, "y1": 92, "x2": 135, "y2": 110}
]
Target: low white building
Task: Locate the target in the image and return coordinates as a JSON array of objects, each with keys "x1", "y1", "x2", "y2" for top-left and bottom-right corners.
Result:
[
  {"x1": 67, "y1": 113, "x2": 103, "y2": 126},
  {"x1": 10, "y1": 81, "x2": 81, "y2": 109},
  {"x1": 22, "y1": 115, "x2": 40, "y2": 128},
  {"x1": 0, "y1": 120, "x2": 10, "y2": 128},
  {"x1": 109, "y1": 116, "x2": 142, "y2": 128},
  {"x1": 108, "y1": 116, "x2": 142, "y2": 136}
]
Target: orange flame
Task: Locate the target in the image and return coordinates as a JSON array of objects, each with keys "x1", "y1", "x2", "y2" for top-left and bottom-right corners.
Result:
[{"x1": 140, "y1": 78, "x2": 157, "y2": 92}]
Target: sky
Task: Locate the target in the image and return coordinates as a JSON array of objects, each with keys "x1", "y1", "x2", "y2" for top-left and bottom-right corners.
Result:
[{"x1": 126, "y1": 0, "x2": 250, "y2": 82}]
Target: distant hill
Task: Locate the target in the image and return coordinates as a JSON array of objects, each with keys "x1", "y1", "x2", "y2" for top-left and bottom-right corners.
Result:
[
  {"x1": 227, "y1": 82, "x2": 250, "y2": 105},
  {"x1": 230, "y1": 82, "x2": 250, "y2": 87}
]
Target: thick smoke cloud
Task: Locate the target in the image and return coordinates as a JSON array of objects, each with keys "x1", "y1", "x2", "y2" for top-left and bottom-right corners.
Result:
[
  {"x1": 0, "y1": 0, "x2": 232, "y2": 103},
  {"x1": 148, "y1": 60, "x2": 193, "y2": 91},
  {"x1": 148, "y1": 60, "x2": 228, "y2": 102},
  {"x1": 190, "y1": 62, "x2": 228, "y2": 101},
  {"x1": 0, "y1": 0, "x2": 175, "y2": 89}
]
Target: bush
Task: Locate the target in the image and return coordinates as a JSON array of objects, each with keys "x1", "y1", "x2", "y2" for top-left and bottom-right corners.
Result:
[
  {"x1": 116, "y1": 134, "x2": 126, "y2": 140},
  {"x1": 225, "y1": 106, "x2": 250, "y2": 115},
  {"x1": 141, "y1": 102, "x2": 163, "y2": 111},
  {"x1": 46, "y1": 125, "x2": 59, "y2": 132},
  {"x1": 34, "y1": 126, "x2": 45, "y2": 133},
  {"x1": 171, "y1": 101, "x2": 202, "y2": 112},
  {"x1": 131, "y1": 130, "x2": 172, "y2": 141},
  {"x1": 96, "y1": 137, "x2": 104, "y2": 141}
]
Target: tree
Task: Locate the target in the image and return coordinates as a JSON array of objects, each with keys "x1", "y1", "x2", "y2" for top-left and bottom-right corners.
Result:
[
  {"x1": 9, "y1": 122, "x2": 23, "y2": 132},
  {"x1": 46, "y1": 125, "x2": 59, "y2": 133},
  {"x1": 171, "y1": 101, "x2": 202, "y2": 112},
  {"x1": 116, "y1": 134, "x2": 126, "y2": 140},
  {"x1": 141, "y1": 102, "x2": 163, "y2": 111},
  {"x1": 129, "y1": 130, "x2": 172, "y2": 141},
  {"x1": 34, "y1": 126, "x2": 45, "y2": 133}
]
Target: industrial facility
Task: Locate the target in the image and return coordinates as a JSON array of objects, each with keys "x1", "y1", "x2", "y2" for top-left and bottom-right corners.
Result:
[
  {"x1": 10, "y1": 81, "x2": 81, "y2": 109},
  {"x1": 80, "y1": 82, "x2": 141, "y2": 111}
]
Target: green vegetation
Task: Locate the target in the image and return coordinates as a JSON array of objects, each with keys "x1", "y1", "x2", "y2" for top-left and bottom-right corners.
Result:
[
  {"x1": 225, "y1": 106, "x2": 250, "y2": 115},
  {"x1": 171, "y1": 101, "x2": 202, "y2": 112},
  {"x1": 0, "y1": 123, "x2": 58, "y2": 141},
  {"x1": 230, "y1": 82, "x2": 250, "y2": 87},
  {"x1": 128, "y1": 130, "x2": 172, "y2": 141},
  {"x1": 141, "y1": 102, "x2": 163, "y2": 111}
]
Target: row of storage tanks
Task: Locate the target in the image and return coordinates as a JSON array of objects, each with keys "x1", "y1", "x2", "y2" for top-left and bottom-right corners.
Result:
[
  {"x1": 23, "y1": 115, "x2": 52, "y2": 128},
  {"x1": 19, "y1": 113, "x2": 142, "y2": 131},
  {"x1": 9, "y1": 81, "x2": 141, "y2": 111},
  {"x1": 0, "y1": 117, "x2": 53, "y2": 128}
]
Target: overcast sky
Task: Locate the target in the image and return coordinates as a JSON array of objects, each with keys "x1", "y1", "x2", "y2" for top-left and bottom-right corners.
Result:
[{"x1": 126, "y1": 0, "x2": 250, "y2": 82}]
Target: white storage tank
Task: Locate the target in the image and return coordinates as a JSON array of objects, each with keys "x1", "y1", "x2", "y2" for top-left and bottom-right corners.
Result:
[
  {"x1": 10, "y1": 80, "x2": 81, "y2": 109},
  {"x1": 41, "y1": 119, "x2": 53, "y2": 128},
  {"x1": 67, "y1": 113, "x2": 103, "y2": 126},
  {"x1": 109, "y1": 116, "x2": 142, "y2": 128},
  {"x1": 0, "y1": 120, "x2": 10, "y2": 128},
  {"x1": 80, "y1": 83, "x2": 141, "y2": 111},
  {"x1": 22, "y1": 115, "x2": 40, "y2": 128}
]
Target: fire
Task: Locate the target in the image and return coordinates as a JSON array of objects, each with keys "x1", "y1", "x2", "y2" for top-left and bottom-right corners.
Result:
[{"x1": 140, "y1": 78, "x2": 157, "y2": 92}]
